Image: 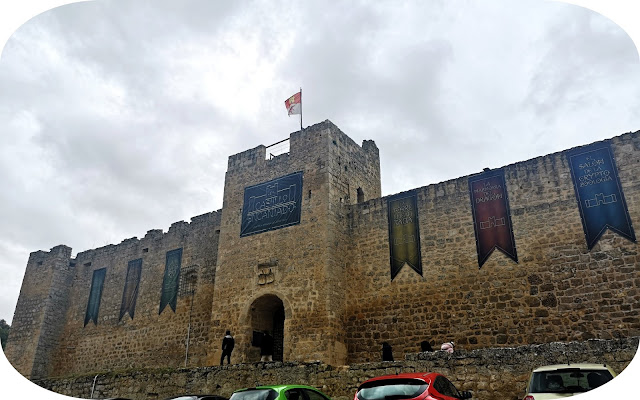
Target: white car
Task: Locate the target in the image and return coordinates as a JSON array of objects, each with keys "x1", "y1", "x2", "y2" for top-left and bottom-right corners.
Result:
[{"x1": 523, "y1": 363, "x2": 617, "y2": 399}]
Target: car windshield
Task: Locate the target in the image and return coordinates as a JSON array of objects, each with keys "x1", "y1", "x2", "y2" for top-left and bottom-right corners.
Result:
[
  {"x1": 529, "y1": 368, "x2": 613, "y2": 393},
  {"x1": 230, "y1": 389, "x2": 279, "y2": 400},
  {"x1": 357, "y1": 379, "x2": 428, "y2": 400}
]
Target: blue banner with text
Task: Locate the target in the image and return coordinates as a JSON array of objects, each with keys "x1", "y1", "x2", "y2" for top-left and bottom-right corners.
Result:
[
  {"x1": 240, "y1": 171, "x2": 303, "y2": 237},
  {"x1": 567, "y1": 141, "x2": 635, "y2": 249}
]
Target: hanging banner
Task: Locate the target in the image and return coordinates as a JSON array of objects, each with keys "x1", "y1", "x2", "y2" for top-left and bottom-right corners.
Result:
[
  {"x1": 240, "y1": 171, "x2": 303, "y2": 237},
  {"x1": 469, "y1": 169, "x2": 518, "y2": 268},
  {"x1": 159, "y1": 248, "x2": 182, "y2": 314},
  {"x1": 84, "y1": 268, "x2": 106, "y2": 326},
  {"x1": 567, "y1": 141, "x2": 636, "y2": 249},
  {"x1": 119, "y1": 258, "x2": 142, "y2": 321},
  {"x1": 388, "y1": 191, "x2": 422, "y2": 280}
]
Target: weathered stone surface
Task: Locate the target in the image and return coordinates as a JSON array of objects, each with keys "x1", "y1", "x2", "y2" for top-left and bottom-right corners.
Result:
[
  {"x1": 343, "y1": 131, "x2": 640, "y2": 363},
  {"x1": 35, "y1": 337, "x2": 638, "y2": 400},
  {"x1": 5, "y1": 121, "x2": 639, "y2": 395},
  {"x1": 6, "y1": 212, "x2": 222, "y2": 378}
]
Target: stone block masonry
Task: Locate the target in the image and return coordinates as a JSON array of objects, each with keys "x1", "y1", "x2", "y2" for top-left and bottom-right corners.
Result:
[
  {"x1": 344, "y1": 131, "x2": 640, "y2": 363},
  {"x1": 35, "y1": 337, "x2": 638, "y2": 400},
  {"x1": 7, "y1": 211, "x2": 222, "y2": 378},
  {"x1": 5, "y1": 245, "x2": 73, "y2": 378},
  {"x1": 6, "y1": 120, "x2": 639, "y2": 389},
  {"x1": 210, "y1": 121, "x2": 381, "y2": 367}
]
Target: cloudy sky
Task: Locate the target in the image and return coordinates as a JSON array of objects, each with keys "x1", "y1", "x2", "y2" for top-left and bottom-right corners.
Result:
[
  {"x1": 1, "y1": 0, "x2": 639, "y2": 325},
  {"x1": 0, "y1": 0, "x2": 639, "y2": 398}
]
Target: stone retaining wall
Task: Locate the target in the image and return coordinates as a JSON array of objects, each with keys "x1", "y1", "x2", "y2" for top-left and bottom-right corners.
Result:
[{"x1": 35, "y1": 337, "x2": 638, "y2": 400}]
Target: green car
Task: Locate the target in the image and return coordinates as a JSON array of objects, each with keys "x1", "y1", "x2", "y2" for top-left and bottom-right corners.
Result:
[{"x1": 230, "y1": 385, "x2": 331, "y2": 400}]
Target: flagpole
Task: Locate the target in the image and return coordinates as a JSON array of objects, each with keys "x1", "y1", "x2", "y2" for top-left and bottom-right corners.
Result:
[{"x1": 300, "y1": 87, "x2": 303, "y2": 131}]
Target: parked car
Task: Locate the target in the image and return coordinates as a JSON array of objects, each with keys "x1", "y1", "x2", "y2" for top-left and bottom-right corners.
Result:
[
  {"x1": 164, "y1": 396, "x2": 228, "y2": 400},
  {"x1": 230, "y1": 385, "x2": 332, "y2": 400},
  {"x1": 355, "y1": 372, "x2": 472, "y2": 400},
  {"x1": 523, "y1": 363, "x2": 617, "y2": 399}
]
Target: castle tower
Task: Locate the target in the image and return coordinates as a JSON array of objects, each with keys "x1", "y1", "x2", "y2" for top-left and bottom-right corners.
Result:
[
  {"x1": 5, "y1": 245, "x2": 73, "y2": 379},
  {"x1": 209, "y1": 120, "x2": 380, "y2": 365}
]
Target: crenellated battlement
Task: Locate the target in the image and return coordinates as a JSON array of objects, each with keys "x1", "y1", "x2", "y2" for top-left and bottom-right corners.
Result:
[
  {"x1": 7, "y1": 244, "x2": 73, "y2": 378},
  {"x1": 226, "y1": 121, "x2": 381, "y2": 190},
  {"x1": 351, "y1": 129, "x2": 639, "y2": 222},
  {"x1": 6, "y1": 121, "x2": 639, "y2": 387},
  {"x1": 7, "y1": 209, "x2": 224, "y2": 378},
  {"x1": 72, "y1": 210, "x2": 222, "y2": 261},
  {"x1": 228, "y1": 145, "x2": 266, "y2": 170},
  {"x1": 27, "y1": 245, "x2": 72, "y2": 266}
]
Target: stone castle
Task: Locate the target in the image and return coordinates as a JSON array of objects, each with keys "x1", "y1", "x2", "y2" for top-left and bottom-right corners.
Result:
[{"x1": 5, "y1": 120, "x2": 639, "y2": 381}]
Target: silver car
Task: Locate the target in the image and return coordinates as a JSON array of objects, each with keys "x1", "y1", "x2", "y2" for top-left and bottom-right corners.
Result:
[{"x1": 523, "y1": 363, "x2": 617, "y2": 399}]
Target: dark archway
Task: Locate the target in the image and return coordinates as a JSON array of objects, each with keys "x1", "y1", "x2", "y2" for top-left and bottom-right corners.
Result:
[
  {"x1": 272, "y1": 307, "x2": 285, "y2": 361},
  {"x1": 249, "y1": 294, "x2": 285, "y2": 361}
]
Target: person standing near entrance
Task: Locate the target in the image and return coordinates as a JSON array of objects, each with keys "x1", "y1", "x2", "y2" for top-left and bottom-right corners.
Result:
[
  {"x1": 260, "y1": 330, "x2": 274, "y2": 362},
  {"x1": 382, "y1": 342, "x2": 394, "y2": 361},
  {"x1": 220, "y1": 330, "x2": 235, "y2": 365}
]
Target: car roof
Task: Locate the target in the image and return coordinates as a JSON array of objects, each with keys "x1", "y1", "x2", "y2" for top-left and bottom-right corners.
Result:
[
  {"x1": 237, "y1": 385, "x2": 322, "y2": 391},
  {"x1": 164, "y1": 396, "x2": 227, "y2": 400},
  {"x1": 532, "y1": 363, "x2": 612, "y2": 372},
  {"x1": 359, "y1": 372, "x2": 440, "y2": 385}
]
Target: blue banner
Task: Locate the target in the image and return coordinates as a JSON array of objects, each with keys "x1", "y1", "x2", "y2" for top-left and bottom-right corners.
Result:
[
  {"x1": 84, "y1": 268, "x2": 106, "y2": 326},
  {"x1": 567, "y1": 141, "x2": 635, "y2": 249},
  {"x1": 120, "y1": 258, "x2": 142, "y2": 321},
  {"x1": 159, "y1": 248, "x2": 182, "y2": 314},
  {"x1": 240, "y1": 171, "x2": 303, "y2": 237}
]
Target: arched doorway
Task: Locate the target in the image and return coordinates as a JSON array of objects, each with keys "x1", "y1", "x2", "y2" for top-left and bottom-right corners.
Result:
[{"x1": 249, "y1": 294, "x2": 285, "y2": 361}]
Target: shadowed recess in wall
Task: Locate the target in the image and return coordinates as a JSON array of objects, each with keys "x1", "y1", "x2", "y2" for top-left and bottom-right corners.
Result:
[{"x1": 179, "y1": 265, "x2": 198, "y2": 297}]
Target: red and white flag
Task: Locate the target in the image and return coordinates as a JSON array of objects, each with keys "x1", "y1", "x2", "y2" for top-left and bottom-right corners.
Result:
[{"x1": 284, "y1": 91, "x2": 301, "y2": 116}]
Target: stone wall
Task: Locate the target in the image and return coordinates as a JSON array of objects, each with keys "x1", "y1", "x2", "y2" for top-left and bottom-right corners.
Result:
[
  {"x1": 209, "y1": 121, "x2": 381, "y2": 367},
  {"x1": 6, "y1": 121, "x2": 639, "y2": 383},
  {"x1": 344, "y1": 132, "x2": 640, "y2": 363},
  {"x1": 5, "y1": 245, "x2": 73, "y2": 378},
  {"x1": 7, "y1": 211, "x2": 222, "y2": 378},
  {"x1": 35, "y1": 337, "x2": 639, "y2": 400}
]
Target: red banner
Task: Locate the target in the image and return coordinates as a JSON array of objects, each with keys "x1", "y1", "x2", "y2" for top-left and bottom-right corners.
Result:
[{"x1": 469, "y1": 169, "x2": 518, "y2": 268}]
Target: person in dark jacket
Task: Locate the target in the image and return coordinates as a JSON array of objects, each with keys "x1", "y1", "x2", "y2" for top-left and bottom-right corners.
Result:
[
  {"x1": 260, "y1": 331, "x2": 274, "y2": 362},
  {"x1": 420, "y1": 340, "x2": 434, "y2": 352},
  {"x1": 382, "y1": 342, "x2": 394, "y2": 361},
  {"x1": 220, "y1": 330, "x2": 235, "y2": 365}
]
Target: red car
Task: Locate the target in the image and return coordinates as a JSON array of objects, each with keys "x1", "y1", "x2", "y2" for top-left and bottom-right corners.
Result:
[{"x1": 354, "y1": 372, "x2": 472, "y2": 400}]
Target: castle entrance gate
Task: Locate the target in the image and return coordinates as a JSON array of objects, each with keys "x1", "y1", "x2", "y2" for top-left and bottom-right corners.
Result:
[{"x1": 249, "y1": 294, "x2": 285, "y2": 361}]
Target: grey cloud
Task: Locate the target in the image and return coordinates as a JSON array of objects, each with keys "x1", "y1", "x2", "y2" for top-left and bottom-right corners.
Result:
[
  {"x1": 0, "y1": 0, "x2": 639, "y2": 326},
  {"x1": 525, "y1": 6, "x2": 639, "y2": 120}
]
